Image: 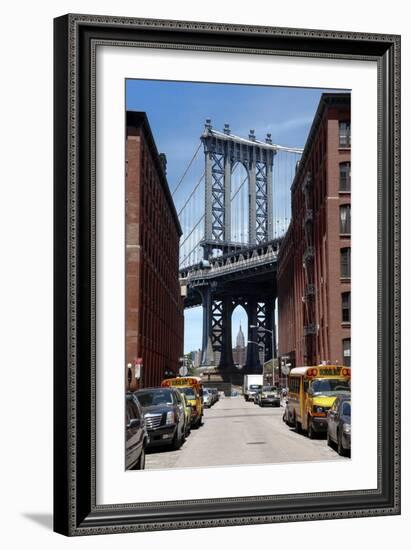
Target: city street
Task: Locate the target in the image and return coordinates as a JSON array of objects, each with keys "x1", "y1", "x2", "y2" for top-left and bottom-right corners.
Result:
[{"x1": 146, "y1": 395, "x2": 348, "y2": 470}]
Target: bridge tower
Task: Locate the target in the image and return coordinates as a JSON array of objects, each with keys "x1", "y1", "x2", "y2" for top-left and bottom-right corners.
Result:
[
  {"x1": 201, "y1": 120, "x2": 275, "y2": 258},
  {"x1": 198, "y1": 120, "x2": 277, "y2": 373}
]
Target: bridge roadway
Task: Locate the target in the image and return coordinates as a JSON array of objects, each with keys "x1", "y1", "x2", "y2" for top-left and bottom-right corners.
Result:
[
  {"x1": 180, "y1": 239, "x2": 279, "y2": 309},
  {"x1": 145, "y1": 395, "x2": 347, "y2": 470}
]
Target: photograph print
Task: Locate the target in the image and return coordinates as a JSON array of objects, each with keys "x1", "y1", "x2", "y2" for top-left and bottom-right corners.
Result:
[{"x1": 124, "y1": 80, "x2": 352, "y2": 472}]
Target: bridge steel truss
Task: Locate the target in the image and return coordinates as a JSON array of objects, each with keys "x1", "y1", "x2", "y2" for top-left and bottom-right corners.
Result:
[{"x1": 201, "y1": 121, "x2": 275, "y2": 259}]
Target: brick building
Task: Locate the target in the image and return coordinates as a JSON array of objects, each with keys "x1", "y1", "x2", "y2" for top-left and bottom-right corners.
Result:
[
  {"x1": 126, "y1": 111, "x2": 184, "y2": 390},
  {"x1": 277, "y1": 93, "x2": 351, "y2": 369}
]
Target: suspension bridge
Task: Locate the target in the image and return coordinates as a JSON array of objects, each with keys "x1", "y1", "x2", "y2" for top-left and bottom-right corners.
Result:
[{"x1": 173, "y1": 120, "x2": 303, "y2": 375}]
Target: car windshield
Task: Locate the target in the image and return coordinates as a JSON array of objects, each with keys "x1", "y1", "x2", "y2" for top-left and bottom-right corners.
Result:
[
  {"x1": 341, "y1": 402, "x2": 351, "y2": 416},
  {"x1": 136, "y1": 390, "x2": 174, "y2": 406},
  {"x1": 250, "y1": 385, "x2": 262, "y2": 390},
  {"x1": 263, "y1": 386, "x2": 277, "y2": 391},
  {"x1": 310, "y1": 379, "x2": 350, "y2": 395},
  {"x1": 177, "y1": 387, "x2": 196, "y2": 399}
]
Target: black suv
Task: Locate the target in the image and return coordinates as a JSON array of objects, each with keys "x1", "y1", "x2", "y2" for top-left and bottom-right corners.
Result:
[
  {"x1": 134, "y1": 387, "x2": 186, "y2": 450},
  {"x1": 125, "y1": 392, "x2": 149, "y2": 470}
]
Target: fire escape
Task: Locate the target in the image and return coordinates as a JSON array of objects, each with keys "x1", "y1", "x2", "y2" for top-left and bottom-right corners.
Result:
[{"x1": 302, "y1": 173, "x2": 316, "y2": 364}]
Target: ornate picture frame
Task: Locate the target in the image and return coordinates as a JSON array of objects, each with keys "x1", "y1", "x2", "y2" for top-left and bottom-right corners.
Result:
[{"x1": 53, "y1": 14, "x2": 400, "y2": 536}]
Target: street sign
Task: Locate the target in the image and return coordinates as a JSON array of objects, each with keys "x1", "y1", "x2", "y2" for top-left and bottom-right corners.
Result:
[
  {"x1": 282, "y1": 364, "x2": 290, "y2": 376},
  {"x1": 179, "y1": 366, "x2": 188, "y2": 376}
]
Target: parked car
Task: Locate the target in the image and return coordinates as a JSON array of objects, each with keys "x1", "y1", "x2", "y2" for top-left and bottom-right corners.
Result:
[
  {"x1": 125, "y1": 392, "x2": 148, "y2": 469},
  {"x1": 257, "y1": 386, "x2": 281, "y2": 407},
  {"x1": 252, "y1": 387, "x2": 263, "y2": 404},
  {"x1": 202, "y1": 388, "x2": 212, "y2": 408},
  {"x1": 205, "y1": 388, "x2": 219, "y2": 405},
  {"x1": 161, "y1": 377, "x2": 204, "y2": 428},
  {"x1": 134, "y1": 387, "x2": 186, "y2": 450},
  {"x1": 327, "y1": 396, "x2": 351, "y2": 456},
  {"x1": 179, "y1": 392, "x2": 192, "y2": 437},
  {"x1": 208, "y1": 388, "x2": 219, "y2": 405}
]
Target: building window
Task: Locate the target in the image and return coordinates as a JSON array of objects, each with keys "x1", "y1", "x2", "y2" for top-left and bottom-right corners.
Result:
[
  {"x1": 339, "y1": 121, "x2": 351, "y2": 147},
  {"x1": 342, "y1": 292, "x2": 351, "y2": 323},
  {"x1": 340, "y1": 247, "x2": 351, "y2": 278},
  {"x1": 339, "y1": 162, "x2": 351, "y2": 191},
  {"x1": 340, "y1": 204, "x2": 351, "y2": 234},
  {"x1": 343, "y1": 338, "x2": 351, "y2": 367}
]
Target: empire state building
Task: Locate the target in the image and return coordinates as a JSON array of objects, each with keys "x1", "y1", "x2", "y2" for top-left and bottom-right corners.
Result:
[{"x1": 233, "y1": 323, "x2": 246, "y2": 367}]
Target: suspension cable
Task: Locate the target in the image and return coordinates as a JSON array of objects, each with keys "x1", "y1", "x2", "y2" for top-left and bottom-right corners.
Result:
[
  {"x1": 179, "y1": 213, "x2": 205, "y2": 249},
  {"x1": 179, "y1": 235, "x2": 203, "y2": 267},
  {"x1": 177, "y1": 174, "x2": 205, "y2": 216},
  {"x1": 171, "y1": 142, "x2": 202, "y2": 197}
]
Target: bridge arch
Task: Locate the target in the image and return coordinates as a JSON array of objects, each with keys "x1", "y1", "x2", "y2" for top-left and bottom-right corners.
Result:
[{"x1": 230, "y1": 161, "x2": 249, "y2": 245}]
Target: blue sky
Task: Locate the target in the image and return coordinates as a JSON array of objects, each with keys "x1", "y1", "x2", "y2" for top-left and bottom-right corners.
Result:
[{"x1": 126, "y1": 80, "x2": 345, "y2": 353}]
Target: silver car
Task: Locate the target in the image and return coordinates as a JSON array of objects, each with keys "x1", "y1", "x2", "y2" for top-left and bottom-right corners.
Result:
[{"x1": 202, "y1": 388, "x2": 212, "y2": 408}]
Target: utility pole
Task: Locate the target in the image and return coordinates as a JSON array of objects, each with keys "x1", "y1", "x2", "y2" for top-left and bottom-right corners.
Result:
[{"x1": 250, "y1": 325, "x2": 275, "y2": 382}]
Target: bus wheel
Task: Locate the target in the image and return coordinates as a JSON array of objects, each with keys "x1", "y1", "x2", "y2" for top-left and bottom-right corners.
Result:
[{"x1": 307, "y1": 417, "x2": 315, "y2": 439}]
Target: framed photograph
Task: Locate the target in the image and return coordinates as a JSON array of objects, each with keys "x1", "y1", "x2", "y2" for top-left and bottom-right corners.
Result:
[{"x1": 53, "y1": 14, "x2": 400, "y2": 536}]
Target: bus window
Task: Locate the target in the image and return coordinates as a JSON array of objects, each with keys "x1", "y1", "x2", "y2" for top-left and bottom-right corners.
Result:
[{"x1": 311, "y1": 378, "x2": 350, "y2": 395}]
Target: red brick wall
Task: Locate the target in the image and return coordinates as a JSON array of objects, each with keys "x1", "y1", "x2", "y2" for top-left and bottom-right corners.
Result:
[
  {"x1": 325, "y1": 107, "x2": 351, "y2": 365},
  {"x1": 126, "y1": 119, "x2": 184, "y2": 390},
  {"x1": 278, "y1": 94, "x2": 351, "y2": 368}
]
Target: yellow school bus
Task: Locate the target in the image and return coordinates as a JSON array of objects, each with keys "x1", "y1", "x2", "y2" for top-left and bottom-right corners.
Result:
[
  {"x1": 285, "y1": 365, "x2": 351, "y2": 438},
  {"x1": 161, "y1": 377, "x2": 204, "y2": 428}
]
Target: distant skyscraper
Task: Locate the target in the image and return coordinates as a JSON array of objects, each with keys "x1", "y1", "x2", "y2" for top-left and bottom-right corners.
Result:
[
  {"x1": 233, "y1": 323, "x2": 246, "y2": 367},
  {"x1": 236, "y1": 323, "x2": 245, "y2": 348}
]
